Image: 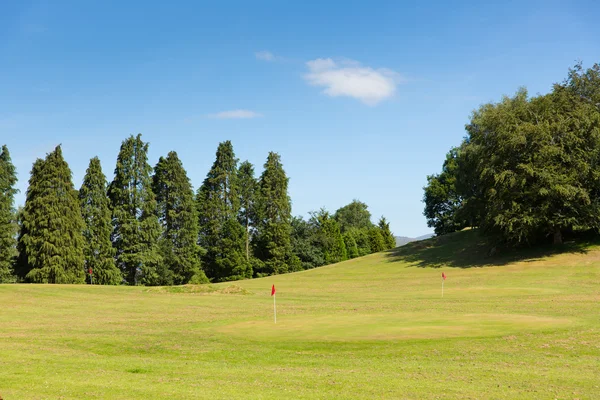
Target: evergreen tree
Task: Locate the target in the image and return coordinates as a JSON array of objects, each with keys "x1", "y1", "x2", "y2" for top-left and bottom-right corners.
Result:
[
  {"x1": 311, "y1": 209, "x2": 347, "y2": 264},
  {"x1": 291, "y1": 216, "x2": 325, "y2": 269},
  {"x1": 346, "y1": 227, "x2": 371, "y2": 256},
  {"x1": 0, "y1": 145, "x2": 18, "y2": 282},
  {"x1": 108, "y1": 134, "x2": 162, "y2": 285},
  {"x1": 17, "y1": 146, "x2": 85, "y2": 283},
  {"x1": 254, "y1": 152, "x2": 299, "y2": 275},
  {"x1": 238, "y1": 161, "x2": 257, "y2": 261},
  {"x1": 368, "y1": 227, "x2": 386, "y2": 253},
  {"x1": 79, "y1": 157, "x2": 121, "y2": 285},
  {"x1": 152, "y1": 152, "x2": 206, "y2": 284},
  {"x1": 378, "y1": 216, "x2": 396, "y2": 250},
  {"x1": 196, "y1": 141, "x2": 251, "y2": 281},
  {"x1": 343, "y1": 231, "x2": 359, "y2": 259}
]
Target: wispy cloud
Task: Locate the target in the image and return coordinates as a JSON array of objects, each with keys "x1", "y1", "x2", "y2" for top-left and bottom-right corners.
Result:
[
  {"x1": 255, "y1": 50, "x2": 286, "y2": 62},
  {"x1": 206, "y1": 110, "x2": 263, "y2": 119},
  {"x1": 304, "y1": 58, "x2": 403, "y2": 106}
]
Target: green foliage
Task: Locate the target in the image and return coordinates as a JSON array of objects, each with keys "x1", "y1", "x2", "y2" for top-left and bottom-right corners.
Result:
[
  {"x1": 311, "y1": 209, "x2": 347, "y2": 264},
  {"x1": 334, "y1": 200, "x2": 374, "y2": 232},
  {"x1": 346, "y1": 227, "x2": 371, "y2": 256},
  {"x1": 343, "y1": 231, "x2": 359, "y2": 259},
  {"x1": 368, "y1": 227, "x2": 386, "y2": 253},
  {"x1": 238, "y1": 160, "x2": 257, "y2": 261},
  {"x1": 17, "y1": 146, "x2": 85, "y2": 283},
  {"x1": 428, "y1": 63, "x2": 600, "y2": 246},
  {"x1": 290, "y1": 216, "x2": 325, "y2": 269},
  {"x1": 197, "y1": 141, "x2": 251, "y2": 281},
  {"x1": 378, "y1": 216, "x2": 396, "y2": 250},
  {"x1": 108, "y1": 134, "x2": 162, "y2": 285},
  {"x1": 0, "y1": 145, "x2": 18, "y2": 282},
  {"x1": 79, "y1": 157, "x2": 121, "y2": 285},
  {"x1": 152, "y1": 152, "x2": 204, "y2": 284},
  {"x1": 254, "y1": 152, "x2": 296, "y2": 275}
]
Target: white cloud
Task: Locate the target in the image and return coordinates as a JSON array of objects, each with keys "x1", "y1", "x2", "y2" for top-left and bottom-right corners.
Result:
[
  {"x1": 255, "y1": 51, "x2": 276, "y2": 61},
  {"x1": 206, "y1": 110, "x2": 263, "y2": 119},
  {"x1": 304, "y1": 58, "x2": 402, "y2": 106}
]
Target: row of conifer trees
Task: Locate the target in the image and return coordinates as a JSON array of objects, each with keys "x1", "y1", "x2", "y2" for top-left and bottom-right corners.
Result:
[{"x1": 0, "y1": 136, "x2": 395, "y2": 284}]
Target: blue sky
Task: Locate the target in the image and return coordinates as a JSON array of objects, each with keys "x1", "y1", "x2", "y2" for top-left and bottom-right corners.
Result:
[{"x1": 1, "y1": 0, "x2": 599, "y2": 237}]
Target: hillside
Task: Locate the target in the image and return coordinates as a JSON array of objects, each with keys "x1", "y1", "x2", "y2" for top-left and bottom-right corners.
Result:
[
  {"x1": 1, "y1": 229, "x2": 599, "y2": 399},
  {"x1": 395, "y1": 233, "x2": 434, "y2": 246}
]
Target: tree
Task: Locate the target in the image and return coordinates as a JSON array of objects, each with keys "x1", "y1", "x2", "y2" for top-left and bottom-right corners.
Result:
[
  {"x1": 334, "y1": 200, "x2": 374, "y2": 232},
  {"x1": 254, "y1": 152, "x2": 299, "y2": 275},
  {"x1": 345, "y1": 227, "x2": 371, "y2": 256},
  {"x1": 343, "y1": 231, "x2": 359, "y2": 259},
  {"x1": 79, "y1": 157, "x2": 121, "y2": 285},
  {"x1": 423, "y1": 147, "x2": 467, "y2": 236},
  {"x1": 291, "y1": 216, "x2": 325, "y2": 269},
  {"x1": 368, "y1": 227, "x2": 386, "y2": 253},
  {"x1": 311, "y1": 209, "x2": 347, "y2": 264},
  {"x1": 108, "y1": 134, "x2": 162, "y2": 285},
  {"x1": 152, "y1": 152, "x2": 205, "y2": 285},
  {"x1": 238, "y1": 161, "x2": 257, "y2": 262},
  {"x1": 378, "y1": 216, "x2": 396, "y2": 250},
  {"x1": 17, "y1": 146, "x2": 85, "y2": 283},
  {"x1": 196, "y1": 141, "x2": 251, "y2": 281},
  {"x1": 0, "y1": 145, "x2": 18, "y2": 282}
]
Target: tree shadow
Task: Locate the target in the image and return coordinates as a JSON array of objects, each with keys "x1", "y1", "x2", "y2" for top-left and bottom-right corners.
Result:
[{"x1": 385, "y1": 229, "x2": 593, "y2": 269}]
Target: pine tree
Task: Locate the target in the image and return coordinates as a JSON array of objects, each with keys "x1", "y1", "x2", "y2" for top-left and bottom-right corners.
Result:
[
  {"x1": 0, "y1": 145, "x2": 18, "y2": 282},
  {"x1": 254, "y1": 152, "x2": 299, "y2": 275},
  {"x1": 378, "y1": 216, "x2": 396, "y2": 250},
  {"x1": 368, "y1": 227, "x2": 386, "y2": 253},
  {"x1": 17, "y1": 146, "x2": 85, "y2": 283},
  {"x1": 343, "y1": 231, "x2": 359, "y2": 259},
  {"x1": 238, "y1": 161, "x2": 257, "y2": 262},
  {"x1": 108, "y1": 134, "x2": 162, "y2": 285},
  {"x1": 79, "y1": 157, "x2": 122, "y2": 285},
  {"x1": 196, "y1": 141, "x2": 251, "y2": 281},
  {"x1": 311, "y1": 209, "x2": 347, "y2": 264},
  {"x1": 152, "y1": 152, "x2": 206, "y2": 284}
]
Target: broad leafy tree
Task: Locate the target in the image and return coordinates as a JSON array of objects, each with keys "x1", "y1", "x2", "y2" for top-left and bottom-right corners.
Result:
[{"x1": 334, "y1": 200, "x2": 373, "y2": 232}]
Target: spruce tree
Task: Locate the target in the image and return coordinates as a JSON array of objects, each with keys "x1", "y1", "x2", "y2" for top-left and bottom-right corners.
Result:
[
  {"x1": 378, "y1": 216, "x2": 396, "y2": 250},
  {"x1": 152, "y1": 152, "x2": 206, "y2": 284},
  {"x1": 108, "y1": 134, "x2": 162, "y2": 285},
  {"x1": 311, "y1": 209, "x2": 347, "y2": 264},
  {"x1": 0, "y1": 145, "x2": 18, "y2": 282},
  {"x1": 343, "y1": 231, "x2": 359, "y2": 259},
  {"x1": 254, "y1": 152, "x2": 299, "y2": 275},
  {"x1": 196, "y1": 141, "x2": 251, "y2": 281},
  {"x1": 17, "y1": 146, "x2": 85, "y2": 283},
  {"x1": 79, "y1": 157, "x2": 121, "y2": 285},
  {"x1": 368, "y1": 227, "x2": 386, "y2": 253},
  {"x1": 238, "y1": 161, "x2": 257, "y2": 261}
]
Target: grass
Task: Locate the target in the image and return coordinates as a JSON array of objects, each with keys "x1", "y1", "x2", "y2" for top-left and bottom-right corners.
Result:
[{"x1": 1, "y1": 229, "x2": 599, "y2": 399}]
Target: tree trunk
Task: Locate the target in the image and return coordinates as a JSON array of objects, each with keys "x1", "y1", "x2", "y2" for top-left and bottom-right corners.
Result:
[{"x1": 553, "y1": 229, "x2": 563, "y2": 245}]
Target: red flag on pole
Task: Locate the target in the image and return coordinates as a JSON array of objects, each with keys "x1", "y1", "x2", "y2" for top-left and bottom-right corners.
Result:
[
  {"x1": 442, "y1": 272, "x2": 446, "y2": 280},
  {"x1": 271, "y1": 284, "x2": 276, "y2": 296}
]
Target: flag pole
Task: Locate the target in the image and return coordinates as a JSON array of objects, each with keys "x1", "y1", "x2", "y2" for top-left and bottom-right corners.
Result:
[{"x1": 442, "y1": 277, "x2": 444, "y2": 297}]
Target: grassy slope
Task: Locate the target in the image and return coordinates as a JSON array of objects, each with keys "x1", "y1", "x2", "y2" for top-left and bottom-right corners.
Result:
[{"x1": 1, "y1": 229, "x2": 599, "y2": 399}]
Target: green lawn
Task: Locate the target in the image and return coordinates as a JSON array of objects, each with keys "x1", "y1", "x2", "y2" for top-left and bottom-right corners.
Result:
[{"x1": 1, "y1": 230, "x2": 599, "y2": 399}]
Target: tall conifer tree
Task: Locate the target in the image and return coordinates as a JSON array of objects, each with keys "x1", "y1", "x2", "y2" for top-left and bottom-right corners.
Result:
[
  {"x1": 196, "y1": 141, "x2": 250, "y2": 281},
  {"x1": 108, "y1": 134, "x2": 162, "y2": 285},
  {"x1": 238, "y1": 161, "x2": 257, "y2": 261},
  {"x1": 0, "y1": 145, "x2": 18, "y2": 282},
  {"x1": 254, "y1": 152, "x2": 299, "y2": 275},
  {"x1": 153, "y1": 152, "x2": 205, "y2": 284},
  {"x1": 79, "y1": 157, "x2": 121, "y2": 284},
  {"x1": 378, "y1": 216, "x2": 396, "y2": 250},
  {"x1": 17, "y1": 146, "x2": 85, "y2": 283}
]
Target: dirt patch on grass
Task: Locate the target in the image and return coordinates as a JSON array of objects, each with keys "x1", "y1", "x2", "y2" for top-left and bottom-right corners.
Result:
[{"x1": 145, "y1": 284, "x2": 252, "y2": 295}]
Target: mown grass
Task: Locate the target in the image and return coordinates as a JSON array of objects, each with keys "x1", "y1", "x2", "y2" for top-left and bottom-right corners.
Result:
[{"x1": 1, "y1": 229, "x2": 599, "y2": 399}]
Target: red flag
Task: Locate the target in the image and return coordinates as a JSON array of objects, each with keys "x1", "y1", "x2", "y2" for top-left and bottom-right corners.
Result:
[
  {"x1": 271, "y1": 284, "x2": 276, "y2": 296},
  {"x1": 442, "y1": 272, "x2": 446, "y2": 280},
  {"x1": 89, "y1": 268, "x2": 93, "y2": 275}
]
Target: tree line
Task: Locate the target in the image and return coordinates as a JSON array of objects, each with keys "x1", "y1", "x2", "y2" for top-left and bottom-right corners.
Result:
[
  {"x1": 424, "y1": 62, "x2": 600, "y2": 246},
  {"x1": 0, "y1": 137, "x2": 395, "y2": 284}
]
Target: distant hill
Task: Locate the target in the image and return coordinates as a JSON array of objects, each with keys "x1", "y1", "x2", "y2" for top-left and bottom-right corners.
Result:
[{"x1": 395, "y1": 233, "x2": 434, "y2": 247}]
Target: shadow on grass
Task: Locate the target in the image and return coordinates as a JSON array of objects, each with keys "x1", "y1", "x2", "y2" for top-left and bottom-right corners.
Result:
[{"x1": 385, "y1": 229, "x2": 595, "y2": 269}]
